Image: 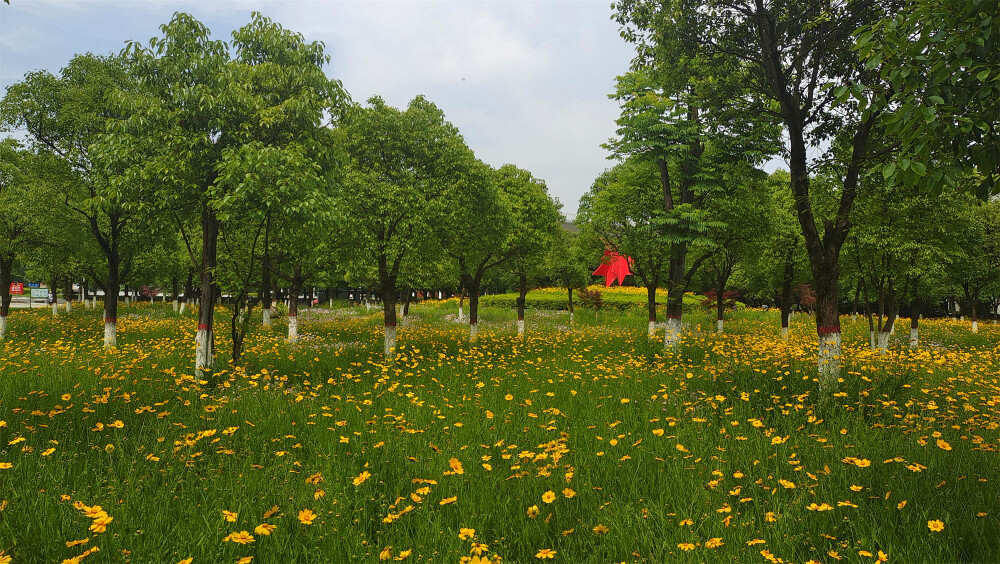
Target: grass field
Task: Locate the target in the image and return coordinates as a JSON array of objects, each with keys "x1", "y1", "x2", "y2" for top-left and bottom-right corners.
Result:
[{"x1": 1, "y1": 296, "x2": 998, "y2": 563}]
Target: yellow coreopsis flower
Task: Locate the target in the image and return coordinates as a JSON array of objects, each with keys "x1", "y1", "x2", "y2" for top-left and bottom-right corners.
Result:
[
  {"x1": 395, "y1": 549, "x2": 412, "y2": 561},
  {"x1": 222, "y1": 530, "x2": 255, "y2": 544},
  {"x1": 928, "y1": 519, "x2": 945, "y2": 532},
  {"x1": 677, "y1": 543, "x2": 696, "y2": 551},
  {"x1": 222, "y1": 510, "x2": 238, "y2": 522},
  {"x1": 705, "y1": 538, "x2": 724, "y2": 549},
  {"x1": 254, "y1": 523, "x2": 276, "y2": 536},
  {"x1": 379, "y1": 546, "x2": 393, "y2": 561},
  {"x1": 541, "y1": 491, "x2": 556, "y2": 504},
  {"x1": 459, "y1": 527, "x2": 476, "y2": 540},
  {"x1": 297, "y1": 508, "x2": 317, "y2": 525},
  {"x1": 592, "y1": 523, "x2": 609, "y2": 534},
  {"x1": 527, "y1": 505, "x2": 540, "y2": 518},
  {"x1": 352, "y1": 471, "x2": 371, "y2": 486},
  {"x1": 535, "y1": 549, "x2": 556, "y2": 559}
]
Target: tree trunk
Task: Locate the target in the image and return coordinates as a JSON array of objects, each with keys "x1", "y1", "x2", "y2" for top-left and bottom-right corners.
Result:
[
  {"x1": 909, "y1": 299, "x2": 920, "y2": 349},
  {"x1": 0, "y1": 255, "x2": 12, "y2": 342},
  {"x1": 64, "y1": 275, "x2": 73, "y2": 312},
  {"x1": 458, "y1": 287, "x2": 465, "y2": 322},
  {"x1": 50, "y1": 273, "x2": 58, "y2": 317},
  {"x1": 664, "y1": 244, "x2": 687, "y2": 348},
  {"x1": 378, "y1": 256, "x2": 398, "y2": 359},
  {"x1": 288, "y1": 266, "x2": 303, "y2": 342},
  {"x1": 646, "y1": 283, "x2": 657, "y2": 337},
  {"x1": 876, "y1": 280, "x2": 896, "y2": 354},
  {"x1": 516, "y1": 273, "x2": 528, "y2": 336},
  {"x1": 196, "y1": 206, "x2": 218, "y2": 376},
  {"x1": 180, "y1": 269, "x2": 193, "y2": 315},
  {"x1": 568, "y1": 286, "x2": 574, "y2": 323},
  {"x1": 104, "y1": 253, "x2": 120, "y2": 349},
  {"x1": 402, "y1": 288, "x2": 412, "y2": 319},
  {"x1": 780, "y1": 258, "x2": 794, "y2": 340},
  {"x1": 716, "y1": 288, "x2": 725, "y2": 333}
]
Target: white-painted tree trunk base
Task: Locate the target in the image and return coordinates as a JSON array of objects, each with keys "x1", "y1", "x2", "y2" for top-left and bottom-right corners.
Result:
[
  {"x1": 458, "y1": 306, "x2": 464, "y2": 322},
  {"x1": 648, "y1": 320, "x2": 656, "y2": 337},
  {"x1": 818, "y1": 332, "x2": 842, "y2": 397},
  {"x1": 877, "y1": 331, "x2": 890, "y2": 353},
  {"x1": 470, "y1": 321, "x2": 478, "y2": 342},
  {"x1": 781, "y1": 326, "x2": 789, "y2": 340},
  {"x1": 288, "y1": 315, "x2": 298, "y2": 342},
  {"x1": 0, "y1": 316, "x2": 7, "y2": 342},
  {"x1": 262, "y1": 308, "x2": 271, "y2": 326},
  {"x1": 51, "y1": 303, "x2": 58, "y2": 317},
  {"x1": 869, "y1": 331, "x2": 877, "y2": 350},
  {"x1": 91, "y1": 297, "x2": 96, "y2": 309},
  {"x1": 569, "y1": 312, "x2": 574, "y2": 323},
  {"x1": 65, "y1": 301, "x2": 71, "y2": 313},
  {"x1": 384, "y1": 325, "x2": 396, "y2": 359},
  {"x1": 971, "y1": 320, "x2": 978, "y2": 333},
  {"x1": 329, "y1": 298, "x2": 333, "y2": 307},
  {"x1": 909, "y1": 328, "x2": 919, "y2": 349},
  {"x1": 179, "y1": 302, "x2": 187, "y2": 315},
  {"x1": 890, "y1": 323, "x2": 895, "y2": 335},
  {"x1": 195, "y1": 329, "x2": 213, "y2": 373},
  {"x1": 663, "y1": 318, "x2": 682, "y2": 348},
  {"x1": 716, "y1": 319, "x2": 724, "y2": 333},
  {"x1": 518, "y1": 319, "x2": 525, "y2": 335},
  {"x1": 103, "y1": 321, "x2": 116, "y2": 349},
  {"x1": 172, "y1": 301, "x2": 178, "y2": 313}
]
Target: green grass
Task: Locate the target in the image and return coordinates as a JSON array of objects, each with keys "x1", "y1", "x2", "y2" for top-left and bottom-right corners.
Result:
[{"x1": 0, "y1": 299, "x2": 997, "y2": 563}]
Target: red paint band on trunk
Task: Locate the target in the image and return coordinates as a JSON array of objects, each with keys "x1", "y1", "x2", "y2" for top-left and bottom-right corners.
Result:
[
  {"x1": 518, "y1": 315, "x2": 524, "y2": 320},
  {"x1": 817, "y1": 325, "x2": 841, "y2": 335},
  {"x1": 666, "y1": 315, "x2": 682, "y2": 319},
  {"x1": 197, "y1": 324, "x2": 209, "y2": 330},
  {"x1": 384, "y1": 322, "x2": 396, "y2": 327},
  {"x1": 104, "y1": 318, "x2": 116, "y2": 323}
]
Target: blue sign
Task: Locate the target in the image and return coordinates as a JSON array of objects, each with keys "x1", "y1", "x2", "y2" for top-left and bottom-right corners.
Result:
[{"x1": 27, "y1": 282, "x2": 40, "y2": 288}]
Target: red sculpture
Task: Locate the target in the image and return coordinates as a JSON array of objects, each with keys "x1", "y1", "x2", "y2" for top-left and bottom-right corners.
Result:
[{"x1": 592, "y1": 250, "x2": 633, "y2": 287}]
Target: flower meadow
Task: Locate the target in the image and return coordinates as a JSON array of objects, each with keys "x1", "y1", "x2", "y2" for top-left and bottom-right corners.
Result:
[{"x1": 0, "y1": 300, "x2": 998, "y2": 563}]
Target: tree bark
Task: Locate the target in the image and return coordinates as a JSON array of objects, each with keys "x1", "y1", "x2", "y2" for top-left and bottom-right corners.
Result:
[
  {"x1": 780, "y1": 256, "x2": 794, "y2": 340},
  {"x1": 0, "y1": 254, "x2": 12, "y2": 342},
  {"x1": 379, "y1": 256, "x2": 398, "y2": 358},
  {"x1": 288, "y1": 265, "x2": 303, "y2": 342},
  {"x1": 664, "y1": 244, "x2": 687, "y2": 348},
  {"x1": 64, "y1": 275, "x2": 73, "y2": 312},
  {"x1": 196, "y1": 206, "x2": 218, "y2": 376},
  {"x1": 516, "y1": 273, "x2": 528, "y2": 336},
  {"x1": 646, "y1": 283, "x2": 658, "y2": 336},
  {"x1": 909, "y1": 298, "x2": 920, "y2": 349}
]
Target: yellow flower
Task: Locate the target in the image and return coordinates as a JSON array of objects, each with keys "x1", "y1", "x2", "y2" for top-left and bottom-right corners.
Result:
[
  {"x1": 89, "y1": 515, "x2": 113, "y2": 533},
  {"x1": 706, "y1": 538, "x2": 724, "y2": 549},
  {"x1": 254, "y1": 523, "x2": 276, "y2": 536},
  {"x1": 459, "y1": 527, "x2": 476, "y2": 540},
  {"x1": 109, "y1": 420, "x2": 124, "y2": 429},
  {"x1": 305, "y1": 472, "x2": 323, "y2": 485},
  {"x1": 395, "y1": 549, "x2": 412, "y2": 561},
  {"x1": 222, "y1": 510, "x2": 238, "y2": 522},
  {"x1": 449, "y1": 458, "x2": 465, "y2": 474},
  {"x1": 541, "y1": 491, "x2": 556, "y2": 504},
  {"x1": 223, "y1": 530, "x2": 255, "y2": 544},
  {"x1": 178, "y1": 559, "x2": 193, "y2": 564},
  {"x1": 778, "y1": 479, "x2": 796, "y2": 489},
  {"x1": 807, "y1": 503, "x2": 833, "y2": 511},
  {"x1": 677, "y1": 543, "x2": 696, "y2": 551},
  {"x1": 897, "y1": 500, "x2": 907, "y2": 509},
  {"x1": 936, "y1": 438, "x2": 952, "y2": 451},
  {"x1": 352, "y1": 471, "x2": 371, "y2": 486},
  {"x1": 470, "y1": 542, "x2": 488, "y2": 556},
  {"x1": 562, "y1": 487, "x2": 576, "y2": 498},
  {"x1": 297, "y1": 508, "x2": 317, "y2": 525},
  {"x1": 535, "y1": 549, "x2": 556, "y2": 559},
  {"x1": 263, "y1": 505, "x2": 279, "y2": 518},
  {"x1": 61, "y1": 393, "x2": 72, "y2": 401},
  {"x1": 592, "y1": 523, "x2": 609, "y2": 534},
  {"x1": 0, "y1": 463, "x2": 11, "y2": 469},
  {"x1": 237, "y1": 557, "x2": 253, "y2": 564},
  {"x1": 746, "y1": 539, "x2": 766, "y2": 546},
  {"x1": 65, "y1": 538, "x2": 89, "y2": 547},
  {"x1": 850, "y1": 485, "x2": 864, "y2": 492},
  {"x1": 652, "y1": 428, "x2": 665, "y2": 436},
  {"x1": 679, "y1": 519, "x2": 693, "y2": 526},
  {"x1": 379, "y1": 546, "x2": 393, "y2": 561},
  {"x1": 439, "y1": 496, "x2": 457, "y2": 505},
  {"x1": 41, "y1": 447, "x2": 56, "y2": 456},
  {"x1": 928, "y1": 519, "x2": 945, "y2": 532},
  {"x1": 527, "y1": 505, "x2": 540, "y2": 518}
]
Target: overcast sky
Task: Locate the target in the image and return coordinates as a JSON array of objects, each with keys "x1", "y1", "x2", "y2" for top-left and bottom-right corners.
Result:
[{"x1": 0, "y1": 0, "x2": 658, "y2": 216}]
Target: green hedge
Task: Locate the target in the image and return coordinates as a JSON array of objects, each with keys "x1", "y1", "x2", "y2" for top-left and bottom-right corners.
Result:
[{"x1": 479, "y1": 288, "x2": 703, "y2": 312}]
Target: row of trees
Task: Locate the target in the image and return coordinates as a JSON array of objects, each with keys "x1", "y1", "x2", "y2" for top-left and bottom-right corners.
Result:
[
  {"x1": 0, "y1": 12, "x2": 566, "y2": 370},
  {"x1": 602, "y1": 0, "x2": 999, "y2": 398}
]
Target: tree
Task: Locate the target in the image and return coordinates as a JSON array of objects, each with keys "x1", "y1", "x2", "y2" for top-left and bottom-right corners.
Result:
[
  {"x1": 579, "y1": 158, "x2": 669, "y2": 336},
  {"x1": 1, "y1": 53, "x2": 145, "y2": 348},
  {"x1": 430, "y1": 158, "x2": 511, "y2": 341},
  {"x1": 858, "y1": 0, "x2": 1000, "y2": 198},
  {"x1": 546, "y1": 226, "x2": 591, "y2": 323},
  {"x1": 496, "y1": 164, "x2": 563, "y2": 337},
  {"x1": 614, "y1": 0, "x2": 892, "y2": 394},
  {"x1": 0, "y1": 143, "x2": 67, "y2": 340},
  {"x1": 113, "y1": 12, "x2": 345, "y2": 373},
  {"x1": 948, "y1": 197, "x2": 1000, "y2": 334},
  {"x1": 337, "y1": 96, "x2": 467, "y2": 357}
]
